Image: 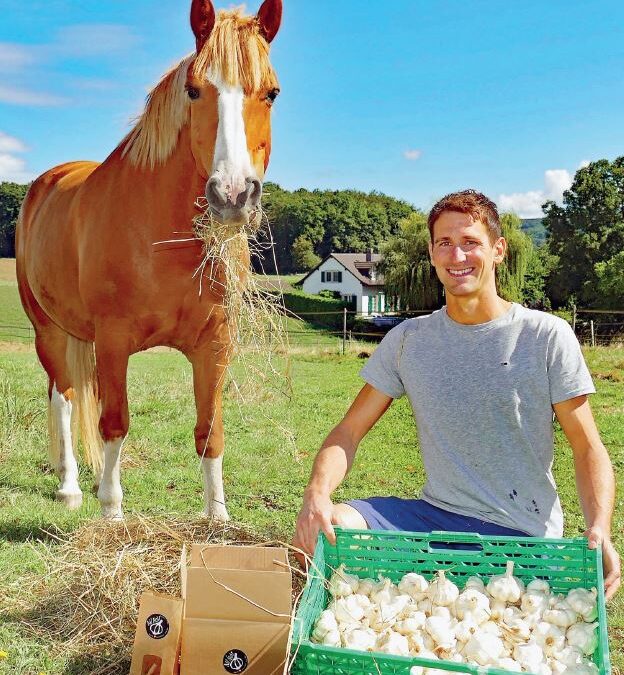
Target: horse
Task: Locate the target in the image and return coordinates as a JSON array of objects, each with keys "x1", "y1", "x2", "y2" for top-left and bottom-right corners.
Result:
[{"x1": 15, "y1": 0, "x2": 283, "y2": 521}]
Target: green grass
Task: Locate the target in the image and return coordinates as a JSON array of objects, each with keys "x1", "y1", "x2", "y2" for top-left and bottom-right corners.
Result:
[{"x1": 0, "y1": 346, "x2": 623, "y2": 672}]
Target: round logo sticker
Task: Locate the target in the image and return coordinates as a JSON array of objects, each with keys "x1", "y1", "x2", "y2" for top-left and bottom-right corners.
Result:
[
  {"x1": 145, "y1": 613, "x2": 169, "y2": 639},
  {"x1": 223, "y1": 649, "x2": 248, "y2": 674}
]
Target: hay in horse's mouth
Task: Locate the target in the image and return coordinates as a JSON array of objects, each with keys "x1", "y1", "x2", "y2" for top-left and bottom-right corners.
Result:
[{"x1": 191, "y1": 199, "x2": 292, "y2": 405}]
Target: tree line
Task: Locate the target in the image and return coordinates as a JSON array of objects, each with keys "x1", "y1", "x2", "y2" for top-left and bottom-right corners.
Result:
[{"x1": 1, "y1": 156, "x2": 622, "y2": 309}]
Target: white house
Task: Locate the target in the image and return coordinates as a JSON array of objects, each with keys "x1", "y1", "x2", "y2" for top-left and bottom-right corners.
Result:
[{"x1": 300, "y1": 251, "x2": 388, "y2": 316}]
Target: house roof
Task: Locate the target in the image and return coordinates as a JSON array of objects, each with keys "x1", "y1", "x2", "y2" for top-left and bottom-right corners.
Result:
[{"x1": 299, "y1": 252, "x2": 385, "y2": 287}]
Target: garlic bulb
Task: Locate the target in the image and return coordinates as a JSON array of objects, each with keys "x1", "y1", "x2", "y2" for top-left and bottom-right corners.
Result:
[
  {"x1": 543, "y1": 602, "x2": 577, "y2": 628},
  {"x1": 463, "y1": 632, "x2": 504, "y2": 665},
  {"x1": 370, "y1": 576, "x2": 399, "y2": 605},
  {"x1": 395, "y1": 614, "x2": 426, "y2": 636},
  {"x1": 556, "y1": 645, "x2": 584, "y2": 666},
  {"x1": 311, "y1": 609, "x2": 339, "y2": 642},
  {"x1": 398, "y1": 572, "x2": 429, "y2": 600},
  {"x1": 455, "y1": 588, "x2": 490, "y2": 623},
  {"x1": 489, "y1": 599, "x2": 508, "y2": 621},
  {"x1": 356, "y1": 577, "x2": 377, "y2": 597},
  {"x1": 566, "y1": 622, "x2": 598, "y2": 655},
  {"x1": 328, "y1": 564, "x2": 360, "y2": 597},
  {"x1": 501, "y1": 615, "x2": 531, "y2": 641},
  {"x1": 532, "y1": 621, "x2": 566, "y2": 656},
  {"x1": 549, "y1": 659, "x2": 568, "y2": 675},
  {"x1": 566, "y1": 588, "x2": 598, "y2": 622},
  {"x1": 464, "y1": 575, "x2": 486, "y2": 592},
  {"x1": 454, "y1": 617, "x2": 480, "y2": 643},
  {"x1": 424, "y1": 615, "x2": 456, "y2": 650},
  {"x1": 342, "y1": 627, "x2": 377, "y2": 652},
  {"x1": 427, "y1": 570, "x2": 459, "y2": 606},
  {"x1": 487, "y1": 561, "x2": 524, "y2": 603},
  {"x1": 375, "y1": 629, "x2": 410, "y2": 656},
  {"x1": 320, "y1": 628, "x2": 341, "y2": 647},
  {"x1": 480, "y1": 620, "x2": 503, "y2": 637},
  {"x1": 527, "y1": 579, "x2": 550, "y2": 595},
  {"x1": 521, "y1": 590, "x2": 549, "y2": 615},
  {"x1": 332, "y1": 594, "x2": 371, "y2": 624},
  {"x1": 513, "y1": 642, "x2": 545, "y2": 671},
  {"x1": 431, "y1": 605, "x2": 452, "y2": 621}
]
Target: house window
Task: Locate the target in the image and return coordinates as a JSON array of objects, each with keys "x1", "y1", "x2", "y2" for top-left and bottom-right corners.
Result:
[{"x1": 322, "y1": 270, "x2": 342, "y2": 283}]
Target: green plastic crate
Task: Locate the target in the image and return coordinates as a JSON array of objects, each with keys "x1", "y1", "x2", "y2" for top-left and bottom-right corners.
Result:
[{"x1": 291, "y1": 528, "x2": 610, "y2": 675}]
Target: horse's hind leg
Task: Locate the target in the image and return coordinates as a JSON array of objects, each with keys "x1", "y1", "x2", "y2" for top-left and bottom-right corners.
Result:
[{"x1": 35, "y1": 329, "x2": 83, "y2": 509}]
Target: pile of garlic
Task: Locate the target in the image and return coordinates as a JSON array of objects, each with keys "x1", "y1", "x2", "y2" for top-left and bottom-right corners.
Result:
[{"x1": 311, "y1": 561, "x2": 601, "y2": 674}]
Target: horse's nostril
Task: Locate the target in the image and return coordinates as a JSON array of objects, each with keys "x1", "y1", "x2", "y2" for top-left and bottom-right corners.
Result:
[
  {"x1": 247, "y1": 178, "x2": 262, "y2": 207},
  {"x1": 205, "y1": 177, "x2": 227, "y2": 208}
]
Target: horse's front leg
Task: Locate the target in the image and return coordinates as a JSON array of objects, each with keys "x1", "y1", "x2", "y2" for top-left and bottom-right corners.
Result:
[
  {"x1": 189, "y1": 345, "x2": 230, "y2": 521},
  {"x1": 95, "y1": 335, "x2": 130, "y2": 520}
]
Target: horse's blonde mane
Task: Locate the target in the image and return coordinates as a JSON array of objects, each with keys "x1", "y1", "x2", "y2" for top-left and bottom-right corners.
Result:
[{"x1": 121, "y1": 7, "x2": 278, "y2": 170}]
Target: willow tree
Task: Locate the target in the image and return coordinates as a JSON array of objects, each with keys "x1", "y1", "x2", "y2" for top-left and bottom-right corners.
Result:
[
  {"x1": 379, "y1": 211, "x2": 443, "y2": 310},
  {"x1": 379, "y1": 211, "x2": 534, "y2": 310},
  {"x1": 497, "y1": 212, "x2": 535, "y2": 303}
]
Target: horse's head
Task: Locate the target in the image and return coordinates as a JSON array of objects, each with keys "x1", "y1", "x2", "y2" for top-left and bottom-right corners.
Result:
[{"x1": 186, "y1": 0, "x2": 282, "y2": 227}]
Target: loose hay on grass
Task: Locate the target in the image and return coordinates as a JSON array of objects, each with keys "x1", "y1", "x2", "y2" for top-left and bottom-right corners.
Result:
[{"x1": 5, "y1": 514, "x2": 302, "y2": 675}]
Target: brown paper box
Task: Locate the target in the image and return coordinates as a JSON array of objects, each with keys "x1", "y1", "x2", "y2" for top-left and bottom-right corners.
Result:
[
  {"x1": 180, "y1": 544, "x2": 292, "y2": 675},
  {"x1": 130, "y1": 591, "x2": 184, "y2": 675}
]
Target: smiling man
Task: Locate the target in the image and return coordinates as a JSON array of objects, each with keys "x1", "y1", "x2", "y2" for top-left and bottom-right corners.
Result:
[{"x1": 293, "y1": 189, "x2": 620, "y2": 600}]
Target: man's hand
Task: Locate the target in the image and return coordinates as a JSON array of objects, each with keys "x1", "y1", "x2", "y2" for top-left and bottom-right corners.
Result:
[
  {"x1": 293, "y1": 490, "x2": 336, "y2": 568},
  {"x1": 585, "y1": 525, "x2": 621, "y2": 601}
]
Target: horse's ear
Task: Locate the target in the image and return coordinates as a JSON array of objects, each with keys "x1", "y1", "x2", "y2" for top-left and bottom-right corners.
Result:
[
  {"x1": 256, "y1": 0, "x2": 282, "y2": 43},
  {"x1": 190, "y1": 0, "x2": 216, "y2": 53}
]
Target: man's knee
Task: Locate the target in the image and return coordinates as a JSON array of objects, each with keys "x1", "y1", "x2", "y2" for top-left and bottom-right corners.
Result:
[{"x1": 333, "y1": 503, "x2": 369, "y2": 530}]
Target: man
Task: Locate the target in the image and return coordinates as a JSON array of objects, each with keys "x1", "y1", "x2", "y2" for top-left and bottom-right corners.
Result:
[{"x1": 293, "y1": 190, "x2": 620, "y2": 600}]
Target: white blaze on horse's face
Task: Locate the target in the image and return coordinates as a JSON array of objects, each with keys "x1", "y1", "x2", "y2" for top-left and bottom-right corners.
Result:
[{"x1": 205, "y1": 77, "x2": 262, "y2": 224}]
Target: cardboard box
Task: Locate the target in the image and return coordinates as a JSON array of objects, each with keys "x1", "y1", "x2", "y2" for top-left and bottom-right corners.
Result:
[
  {"x1": 130, "y1": 591, "x2": 184, "y2": 675},
  {"x1": 180, "y1": 544, "x2": 292, "y2": 675}
]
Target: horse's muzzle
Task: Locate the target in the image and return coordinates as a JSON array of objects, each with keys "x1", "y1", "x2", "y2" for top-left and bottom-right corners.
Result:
[{"x1": 205, "y1": 176, "x2": 262, "y2": 226}]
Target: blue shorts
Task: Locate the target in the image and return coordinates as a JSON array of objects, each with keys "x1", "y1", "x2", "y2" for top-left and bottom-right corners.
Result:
[{"x1": 347, "y1": 497, "x2": 529, "y2": 537}]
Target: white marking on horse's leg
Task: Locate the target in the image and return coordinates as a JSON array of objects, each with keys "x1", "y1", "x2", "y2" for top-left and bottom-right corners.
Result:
[
  {"x1": 97, "y1": 437, "x2": 125, "y2": 520},
  {"x1": 51, "y1": 384, "x2": 82, "y2": 509},
  {"x1": 201, "y1": 455, "x2": 229, "y2": 521}
]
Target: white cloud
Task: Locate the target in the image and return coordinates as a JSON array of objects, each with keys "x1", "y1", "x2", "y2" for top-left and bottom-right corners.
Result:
[
  {"x1": 53, "y1": 24, "x2": 139, "y2": 57},
  {"x1": 0, "y1": 132, "x2": 34, "y2": 183},
  {"x1": 0, "y1": 42, "x2": 36, "y2": 72},
  {"x1": 578, "y1": 159, "x2": 590, "y2": 169},
  {"x1": 0, "y1": 131, "x2": 27, "y2": 153},
  {"x1": 0, "y1": 85, "x2": 68, "y2": 106},
  {"x1": 498, "y1": 168, "x2": 574, "y2": 218},
  {"x1": 403, "y1": 149, "x2": 422, "y2": 161}
]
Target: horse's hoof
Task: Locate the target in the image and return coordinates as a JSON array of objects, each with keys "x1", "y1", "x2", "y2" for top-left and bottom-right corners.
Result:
[
  {"x1": 101, "y1": 505, "x2": 124, "y2": 521},
  {"x1": 55, "y1": 489, "x2": 83, "y2": 510}
]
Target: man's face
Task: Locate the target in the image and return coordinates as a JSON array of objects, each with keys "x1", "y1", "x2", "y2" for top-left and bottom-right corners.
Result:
[{"x1": 428, "y1": 211, "x2": 506, "y2": 299}]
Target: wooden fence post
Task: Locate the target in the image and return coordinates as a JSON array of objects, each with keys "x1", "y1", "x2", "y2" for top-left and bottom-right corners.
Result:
[
  {"x1": 590, "y1": 320, "x2": 595, "y2": 347},
  {"x1": 572, "y1": 305, "x2": 576, "y2": 333},
  {"x1": 342, "y1": 308, "x2": 347, "y2": 355}
]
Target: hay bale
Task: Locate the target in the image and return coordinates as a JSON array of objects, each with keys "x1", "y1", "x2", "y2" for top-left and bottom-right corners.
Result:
[{"x1": 8, "y1": 515, "x2": 298, "y2": 675}]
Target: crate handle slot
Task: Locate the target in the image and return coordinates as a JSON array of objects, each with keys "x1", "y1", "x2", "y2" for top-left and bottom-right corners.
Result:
[{"x1": 427, "y1": 531, "x2": 484, "y2": 554}]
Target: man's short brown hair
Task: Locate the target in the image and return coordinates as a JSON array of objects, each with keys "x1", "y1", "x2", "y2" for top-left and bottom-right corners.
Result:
[{"x1": 428, "y1": 189, "x2": 501, "y2": 242}]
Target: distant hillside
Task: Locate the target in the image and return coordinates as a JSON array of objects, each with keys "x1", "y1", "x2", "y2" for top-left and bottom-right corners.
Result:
[{"x1": 521, "y1": 218, "x2": 546, "y2": 246}]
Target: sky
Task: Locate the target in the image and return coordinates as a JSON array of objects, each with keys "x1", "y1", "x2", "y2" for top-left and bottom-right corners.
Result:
[{"x1": 1, "y1": 0, "x2": 623, "y2": 218}]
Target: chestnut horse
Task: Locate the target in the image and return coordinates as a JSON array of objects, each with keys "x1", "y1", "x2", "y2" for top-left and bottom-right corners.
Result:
[{"x1": 15, "y1": 0, "x2": 282, "y2": 520}]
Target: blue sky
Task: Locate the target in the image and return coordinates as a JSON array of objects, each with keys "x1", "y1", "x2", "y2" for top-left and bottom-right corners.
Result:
[{"x1": 1, "y1": 0, "x2": 623, "y2": 217}]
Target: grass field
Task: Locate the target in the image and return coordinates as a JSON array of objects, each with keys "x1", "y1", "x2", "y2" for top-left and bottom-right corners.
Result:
[{"x1": 0, "y1": 258, "x2": 622, "y2": 673}]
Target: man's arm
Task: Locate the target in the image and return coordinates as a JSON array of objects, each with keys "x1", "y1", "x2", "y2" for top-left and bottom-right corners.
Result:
[
  {"x1": 553, "y1": 394, "x2": 621, "y2": 600},
  {"x1": 293, "y1": 384, "x2": 393, "y2": 557}
]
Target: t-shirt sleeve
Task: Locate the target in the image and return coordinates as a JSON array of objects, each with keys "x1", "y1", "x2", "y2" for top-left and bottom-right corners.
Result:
[
  {"x1": 547, "y1": 318, "x2": 595, "y2": 404},
  {"x1": 359, "y1": 322, "x2": 407, "y2": 398}
]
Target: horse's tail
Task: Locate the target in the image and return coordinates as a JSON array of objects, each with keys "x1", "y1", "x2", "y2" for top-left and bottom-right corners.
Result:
[{"x1": 65, "y1": 335, "x2": 103, "y2": 476}]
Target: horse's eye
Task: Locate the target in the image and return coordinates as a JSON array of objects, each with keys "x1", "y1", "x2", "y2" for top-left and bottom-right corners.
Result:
[
  {"x1": 187, "y1": 86, "x2": 200, "y2": 101},
  {"x1": 266, "y1": 88, "x2": 280, "y2": 104}
]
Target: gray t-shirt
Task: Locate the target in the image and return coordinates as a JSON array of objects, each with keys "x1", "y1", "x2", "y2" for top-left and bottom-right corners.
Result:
[{"x1": 360, "y1": 303, "x2": 595, "y2": 537}]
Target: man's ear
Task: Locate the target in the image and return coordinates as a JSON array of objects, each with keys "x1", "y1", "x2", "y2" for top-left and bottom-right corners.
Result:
[{"x1": 493, "y1": 237, "x2": 507, "y2": 264}]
